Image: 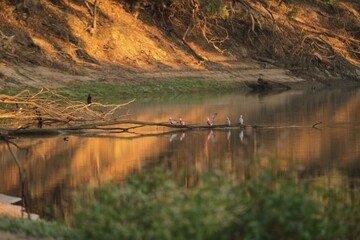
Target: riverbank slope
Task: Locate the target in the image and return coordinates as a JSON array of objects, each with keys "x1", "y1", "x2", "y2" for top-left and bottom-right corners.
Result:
[{"x1": 0, "y1": 0, "x2": 359, "y2": 90}]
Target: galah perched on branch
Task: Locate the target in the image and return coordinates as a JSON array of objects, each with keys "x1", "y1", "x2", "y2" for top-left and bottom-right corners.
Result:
[
  {"x1": 169, "y1": 117, "x2": 177, "y2": 125},
  {"x1": 179, "y1": 118, "x2": 185, "y2": 126},
  {"x1": 206, "y1": 112, "x2": 217, "y2": 126},
  {"x1": 207, "y1": 117, "x2": 213, "y2": 126}
]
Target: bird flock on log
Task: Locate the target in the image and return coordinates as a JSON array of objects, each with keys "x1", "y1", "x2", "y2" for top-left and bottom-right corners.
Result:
[
  {"x1": 169, "y1": 113, "x2": 244, "y2": 127},
  {"x1": 85, "y1": 95, "x2": 244, "y2": 127}
]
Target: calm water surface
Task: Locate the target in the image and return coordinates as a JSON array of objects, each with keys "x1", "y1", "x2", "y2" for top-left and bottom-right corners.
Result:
[{"x1": 1, "y1": 88, "x2": 359, "y2": 218}]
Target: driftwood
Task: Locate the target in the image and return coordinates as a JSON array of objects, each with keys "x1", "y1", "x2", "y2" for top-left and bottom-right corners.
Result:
[{"x1": 0, "y1": 88, "x2": 134, "y2": 128}]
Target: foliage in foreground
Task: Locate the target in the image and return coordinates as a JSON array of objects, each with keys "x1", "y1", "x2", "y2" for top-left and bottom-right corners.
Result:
[
  {"x1": 1, "y1": 167, "x2": 359, "y2": 239},
  {"x1": 73, "y1": 168, "x2": 360, "y2": 240},
  {"x1": 0, "y1": 216, "x2": 74, "y2": 239}
]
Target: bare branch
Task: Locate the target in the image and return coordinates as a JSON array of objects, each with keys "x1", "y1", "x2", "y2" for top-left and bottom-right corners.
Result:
[{"x1": 0, "y1": 88, "x2": 133, "y2": 128}]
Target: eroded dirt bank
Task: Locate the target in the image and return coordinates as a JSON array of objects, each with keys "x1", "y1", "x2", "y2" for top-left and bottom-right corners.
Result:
[{"x1": 0, "y1": 0, "x2": 359, "y2": 90}]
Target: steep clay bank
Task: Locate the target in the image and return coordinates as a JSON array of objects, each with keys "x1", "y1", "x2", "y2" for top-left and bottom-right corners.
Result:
[{"x1": 0, "y1": 1, "x2": 359, "y2": 90}]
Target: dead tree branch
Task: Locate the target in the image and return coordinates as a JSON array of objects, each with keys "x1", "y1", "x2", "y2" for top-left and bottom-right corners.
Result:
[{"x1": 0, "y1": 88, "x2": 134, "y2": 128}]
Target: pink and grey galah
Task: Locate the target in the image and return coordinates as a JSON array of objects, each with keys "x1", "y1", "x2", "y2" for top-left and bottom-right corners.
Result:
[
  {"x1": 179, "y1": 118, "x2": 185, "y2": 126},
  {"x1": 169, "y1": 117, "x2": 177, "y2": 125},
  {"x1": 207, "y1": 117, "x2": 213, "y2": 126}
]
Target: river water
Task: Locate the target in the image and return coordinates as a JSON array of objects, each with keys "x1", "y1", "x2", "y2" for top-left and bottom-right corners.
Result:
[{"x1": 1, "y1": 87, "x2": 359, "y2": 219}]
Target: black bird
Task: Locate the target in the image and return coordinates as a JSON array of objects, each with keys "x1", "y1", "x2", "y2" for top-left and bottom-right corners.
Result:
[
  {"x1": 37, "y1": 117, "x2": 43, "y2": 128},
  {"x1": 35, "y1": 109, "x2": 43, "y2": 128},
  {"x1": 87, "y1": 93, "x2": 92, "y2": 104}
]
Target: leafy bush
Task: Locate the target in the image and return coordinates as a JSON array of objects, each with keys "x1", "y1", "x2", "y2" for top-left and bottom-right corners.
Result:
[
  {"x1": 72, "y1": 167, "x2": 360, "y2": 240},
  {"x1": 0, "y1": 216, "x2": 74, "y2": 239},
  {"x1": 73, "y1": 169, "x2": 244, "y2": 240},
  {"x1": 2, "y1": 166, "x2": 359, "y2": 239},
  {"x1": 199, "y1": 0, "x2": 229, "y2": 19},
  {"x1": 229, "y1": 171, "x2": 331, "y2": 240}
]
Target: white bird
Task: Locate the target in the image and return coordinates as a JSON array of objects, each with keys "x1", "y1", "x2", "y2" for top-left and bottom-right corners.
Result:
[
  {"x1": 239, "y1": 115, "x2": 244, "y2": 125},
  {"x1": 226, "y1": 117, "x2": 231, "y2": 126},
  {"x1": 169, "y1": 117, "x2": 177, "y2": 125}
]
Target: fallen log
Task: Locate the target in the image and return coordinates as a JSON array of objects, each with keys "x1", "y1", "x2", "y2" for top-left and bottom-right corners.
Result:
[
  {"x1": 245, "y1": 77, "x2": 291, "y2": 91},
  {"x1": 0, "y1": 120, "x2": 323, "y2": 138}
]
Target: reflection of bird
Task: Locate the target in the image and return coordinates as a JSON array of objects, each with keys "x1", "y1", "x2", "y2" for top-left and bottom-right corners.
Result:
[
  {"x1": 239, "y1": 115, "x2": 244, "y2": 125},
  {"x1": 207, "y1": 117, "x2": 213, "y2": 126},
  {"x1": 169, "y1": 117, "x2": 177, "y2": 125},
  {"x1": 207, "y1": 130, "x2": 215, "y2": 142},
  {"x1": 87, "y1": 94, "x2": 92, "y2": 104},
  {"x1": 180, "y1": 132, "x2": 186, "y2": 141},
  {"x1": 239, "y1": 130, "x2": 244, "y2": 142},
  {"x1": 169, "y1": 133, "x2": 178, "y2": 142},
  {"x1": 179, "y1": 118, "x2": 185, "y2": 126},
  {"x1": 226, "y1": 117, "x2": 231, "y2": 126},
  {"x1": 227, "y1": 130, "x2": 231, "y2": 141}
]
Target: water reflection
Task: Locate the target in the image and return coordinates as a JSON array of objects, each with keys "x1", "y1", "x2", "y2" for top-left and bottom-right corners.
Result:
[{"x1": 0, "y1": 88, "x2": 360, "y2": 218}]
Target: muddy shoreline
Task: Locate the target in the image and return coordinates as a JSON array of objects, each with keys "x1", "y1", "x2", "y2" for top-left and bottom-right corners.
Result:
[{"x1": 0, "y1": 61, "x2": 359, "y2": 92}]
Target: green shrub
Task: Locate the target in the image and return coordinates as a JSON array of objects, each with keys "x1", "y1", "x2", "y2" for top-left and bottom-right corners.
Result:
[
  {"x1": 229, "y1": 170, "x2": 328, "y2": 240},
  {"x1": 0, "y1": 217, "x2": 74, "y2": 239},
  {"x1": 72, "y1": 167, "x2": 360, "y2": 240},
  {"x1": 73, "y1": 170, "x2": 244, "y2": 240},
  {"x1": 2, "y1": 167, "x2": 359, "y2": 240},
  {"x1": 199, "y1": 0, "x2": 229, "y2": 19}
]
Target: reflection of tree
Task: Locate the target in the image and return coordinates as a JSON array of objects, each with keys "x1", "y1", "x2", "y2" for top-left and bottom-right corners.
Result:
[
  {"x1": 2, "y1": 137, "x2": 31, "y2": 219},
  {"x1": 0, "y1": 137, "x2": 80, "y2": 218},
  {"x1": 0, "y1": 133, "x2": 167, "y2": 218}
]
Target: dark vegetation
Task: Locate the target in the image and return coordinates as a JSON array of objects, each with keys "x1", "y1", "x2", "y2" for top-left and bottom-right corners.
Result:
[
  {"x1": 72, "y1": 167, "x2": 360, "y2": 240},
  {"x1": 1, "y1": 164, "x2": 360, "y2": 239}
]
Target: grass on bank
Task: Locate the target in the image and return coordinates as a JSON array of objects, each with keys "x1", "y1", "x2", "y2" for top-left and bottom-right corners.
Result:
[
  {"x1": 1, "y1": 167, "x2": 360, "y2": 239},
  {"x1": 0, "y1": 217, "x2": 74, "y2": 239},
  {"x1": 0, "y1": 80, "x2": 239, "y2": 104},
  {"x1": 59, "y1": 80, "x2": 238, "y2": 101}
]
